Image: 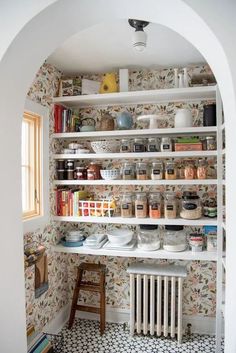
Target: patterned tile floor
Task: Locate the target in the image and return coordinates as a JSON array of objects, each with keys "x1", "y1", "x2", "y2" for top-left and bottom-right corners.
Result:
[{"x1": 59, "y1": 318, "x2": 224, "y2": 353}]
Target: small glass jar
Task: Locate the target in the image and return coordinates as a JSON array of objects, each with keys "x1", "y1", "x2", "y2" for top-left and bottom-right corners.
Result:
[
  {"x1": 163, "y1": 225, "x2": 187, "y2": 252},
  {"x1": 189, "y1": 233, "x2": 204, "y2": 252},
  {"x1": 121, "y1": 162, "x2": 135, "y2": 180},
  {"x1": 87, "y1": 162, "x2": 102, "y2": 180},
  {"x1": 65, "y1": 159, "x2": 75, "y2": 169},
  {"x1": 57, "y1": 169, "x2": 66, "y2": 180},
  {"x1": 197, "y1": 159, "x2": 207, "y2": 179},
  {"x1": 149, "y1": 193, "x2": 161, "y2": 219},
  {"x1": 120, "y1": 193, "x2": 133, "y2": 218},
  {"x1": 203, "y1": 136, "x2": 217, "y2": 150},
  {"x1": 137, "y1": 225, "x2": 160, "y2": 251},
  {"x1": 208, "y1": 198, "x2": 217, "y2": 218},
  {"x1": 150, "y1": 161, "x2": 163, "y2": 180},
  {"x1": 147, "y1": 138, "x2": 159, "y2": 152},
  {"x1": 136, "y1": 162, "x2": 148, "y2": 180},
  {"x1": 135, "y1": 192, "x2": 148, "y2": 218},
  {"x1": 57, "y1": 160, "x2": 65, "y2": 169},
  {"x1": 133, "y1": 138, "x2": 146, "y2": 152},
  {"x1": 164, "y1": 192, "x2": 177, "y2": 219},
  {"x1": 75, "y1": 166, "x2": 87, "y2": 180},
  {"x1": 180, "y1": 191, "x2": 202, "y2": 219},
  {"x1": 120, "y1": 139, "x2": 131, "y2": 153},
  {"x1": 67, "y1": 169, "x2": 74, "y2": 180},
  {"x1": 161, "y1": 137, "x2": 172, "y2": 152},
  {"x1": 184, "y1": 160, "x2": 196, "y2": 180},
  {"x1": 165, "y1": 161, "x2": 177, "y2": 180}
]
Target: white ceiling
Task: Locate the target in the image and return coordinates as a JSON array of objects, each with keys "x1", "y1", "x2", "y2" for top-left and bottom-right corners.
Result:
[{"x1": 47, "y1": 20, "x2": 205, "y2": 75}]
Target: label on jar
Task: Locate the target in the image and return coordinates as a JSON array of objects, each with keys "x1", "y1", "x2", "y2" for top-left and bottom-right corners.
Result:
[
  {"x1": 183, "y1": 203, "x2": 197, "y2": 210},
  {"x1": 162, "y1": 144, "x2": 170, "y2": 150},
  {"x1": 153, "y1": 169, "x2": 161, "y2": 174},
  {"x1": 137, "y1": 170, "x2": 147, "y2": 175},
  {"x1": 150, "y1": 203, "x2": 159, "y2": 210},
  {"x1": 134, "y1": 144, "x2": 145, "y2": 152},
  {"x1": 149, "y1": 204, "x2": 161, "y2": 218},
  {"x1": 124, "y1": 170, "x2": 131, "y2": 175},
  {"x1": 121, "y1": 145, "x2": 129, "y2": 151},
  {"x1": 122, "y1": 204, "x2": 129, "y2": 209},
  {"x1": 148, "y1": 145, "x2": 157, "y2": 152},
  {"x1": 166, "y1": 205, "x2": 174, "y2": 210},
  {"x1": 137, "y1": 205, "x2": 144, "y2": 210},
  {"x1": 167, "y1": 169, "x2": 174, "y2": 175}
]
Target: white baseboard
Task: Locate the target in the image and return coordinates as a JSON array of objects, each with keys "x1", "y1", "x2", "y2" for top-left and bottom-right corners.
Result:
[{"x1": 44, "y1": 304, "x2": 217, "y2": 336}]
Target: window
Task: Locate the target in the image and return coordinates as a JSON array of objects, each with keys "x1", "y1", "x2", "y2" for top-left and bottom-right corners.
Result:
[{"x1": 22, "y1": 112, "x2": 41, "y2": 219}]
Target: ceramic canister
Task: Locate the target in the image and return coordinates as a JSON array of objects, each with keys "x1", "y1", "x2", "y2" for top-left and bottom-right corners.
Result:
[{"x1": 174, "y1": 108, "x2": 193, "y2": 128}]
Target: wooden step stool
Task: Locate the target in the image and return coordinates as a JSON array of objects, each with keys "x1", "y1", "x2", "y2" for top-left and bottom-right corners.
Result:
[{"x1": 68, "y1": 262, "x2": 106, "y2": 334}]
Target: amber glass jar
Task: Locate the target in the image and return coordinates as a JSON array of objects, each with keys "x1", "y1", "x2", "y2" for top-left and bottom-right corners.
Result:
[{"x1": 87, "y1": 162, "x2": 102, "y2": 180}]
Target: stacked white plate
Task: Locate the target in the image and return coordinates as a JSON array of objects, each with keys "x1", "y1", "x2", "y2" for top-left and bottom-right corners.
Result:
[
  {"x1": 66, "y1": 230, "x2": 84, "y2": 242},
  {"x1": 83, "y1": 234, "x2": 107, "y2": 249},
  {"x1": 107, "y1": 229, "x2": 133, "y2": 246}
]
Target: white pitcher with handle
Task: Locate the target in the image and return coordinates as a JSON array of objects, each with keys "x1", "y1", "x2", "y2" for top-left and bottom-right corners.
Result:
[{"x1": 174, "y1": 108, "x2": 194, "y2": 128}]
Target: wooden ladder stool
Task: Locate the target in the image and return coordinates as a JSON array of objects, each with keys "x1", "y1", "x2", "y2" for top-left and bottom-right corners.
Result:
[{"x1": 68, "y1": 262, "x2": 106, "y2": 334}]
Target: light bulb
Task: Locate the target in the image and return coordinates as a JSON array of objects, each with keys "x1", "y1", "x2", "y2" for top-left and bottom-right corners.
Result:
[{"x1": 132, "y1": 30, "x2": 147, "y2": 52}]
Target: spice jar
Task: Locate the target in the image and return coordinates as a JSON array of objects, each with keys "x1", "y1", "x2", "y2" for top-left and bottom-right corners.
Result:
[
  {"x1": 136, "y1": 162, "x2": 148, "y2": 180},
  {"x1": 57, "y1": 160, "x2": 65, "y2": 169},
  {"x1": 135, "y1": 192, "x2": 148, "y2": 218},
  {"x1": 137, "y1": 225, "x2": 160, "y2": 251},
  {"x1": 121, "y1": 162, "x2": 135, "y2": 180},
  {"x1": 189, "y1": 233, "x2": 204, "y2": 252},
  {"x1": 87, "y1": 162, "x2": 102, "y2": 180},
  {"x1": 133, "y1": 138, "x2": 146, "y2": 152},
  {"x1": 120, "y1": 139, "x2": 131, "y2": 152},
  {"x1": 57, "y1": 169, "x2": 66, "y2": 180},
  {"x1": 120, "y1": 193, "x2": 133, "y2": 218},
  {"x1": 75, "y1": 166, "x2": 87, "y2": 180},
  {"x1": 180, "y1": 191, "x2": 202, "y2": 219},
  {"x1": 149, "y1": 193, "x2": 161, "y2": 219},
  {"x1": 184, "y1": 160, "x2": 196, "y2": 180},
  {"x1": 67, "y1": 169, "x2": 74, "y2": 180},
  {"x1": 147, "y1": 138, "x2": 159, "y2": 152},
  {"x1": 208, "y1": 198, "x2": 217, "y2": 218},
  {"x1": 197, "y1": 159, "x2": 207, "y2": 179},
  {"x1": 161, "y1": 137, "x2": 172, "y2": 152},
  {"x1": 65, "y1": 159, "x2": 75, "y2": 169},
  {"x1": 163, "y1": 226, "x2": 187, "y2": 252},
  {"x1": 165, "y1": 161, "x2": 177, "y2": 180},
  {"x1": 151, "y1": 161, "x2": 163, "y2": 180},
  {"x1": 164, "y1": 192, "x2": 177, "y2": 219},
  {"x1": 203, "y1": 136, "x2": 216, "y2": 151}
]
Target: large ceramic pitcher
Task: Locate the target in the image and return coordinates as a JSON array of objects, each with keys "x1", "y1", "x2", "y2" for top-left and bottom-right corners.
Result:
[{"x1": 174, "y1": 108, "x2": 194, "y2": 128}]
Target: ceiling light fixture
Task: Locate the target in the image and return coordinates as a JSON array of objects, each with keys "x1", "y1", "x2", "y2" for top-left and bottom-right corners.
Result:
[{"x1": 128, "y1": 19, "x2": 149, "y2": 52}]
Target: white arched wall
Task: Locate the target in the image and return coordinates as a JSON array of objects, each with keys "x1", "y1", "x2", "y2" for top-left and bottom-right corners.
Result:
[{"x1": 0, "y1": 1, "x2": 235, "y2": 352}]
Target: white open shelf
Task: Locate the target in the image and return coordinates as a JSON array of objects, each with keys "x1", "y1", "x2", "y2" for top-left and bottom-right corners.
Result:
[
  {"x1": 53, "y1": 150, "x2": 217, "y2": 160},
  {"x1": 53, "y1": 179, "x2": 218, "y2": 186},
  {"x1": 52, "y1": 215, "x2": 217, "y2": 226},
  {"x1": 52, "y1": 126, "x2": 217, "y2": 140},
  {"x1": 53, "y1": 86, "x2": 216, "y2": 108},
  {"x1": 52, "y1": 244, "x2": 217, "y2": 261}
]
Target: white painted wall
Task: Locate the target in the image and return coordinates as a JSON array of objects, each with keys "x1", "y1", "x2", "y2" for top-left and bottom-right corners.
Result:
[{"x1": 0, "y1": 1, "x2": 235, "y2": 352}]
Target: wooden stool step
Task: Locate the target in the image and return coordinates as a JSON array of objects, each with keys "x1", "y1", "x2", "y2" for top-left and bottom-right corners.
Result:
[{"x1": 68, "y1": 262, "x2": 106, "y2": 335}]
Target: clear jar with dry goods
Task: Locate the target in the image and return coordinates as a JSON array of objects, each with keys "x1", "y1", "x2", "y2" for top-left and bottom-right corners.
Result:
[
  {"x1": 133, "y1": 138, "x2": 146, "y2": 152},
  {"x1": 137, "y1": 225, "x2": 160, "y2": 251},
  {"x1": 161, "y1": 137, "x2": 172, "y2": 152},
  {"x1": 163, "y1": 226, "x2": 187, "y2": 252},
  {"x1": 165, "y1": 161, "x2": 177, "y2": 180},
  {"x1": 197, "y1": 159, "x2": 207, "y2": 179},
  {"x1": 135, "y1": 192, "x2": 148, "y2": 218},
  {"x1": 75, "y1": 166, "x2": 87, "y2": 180},
  {"x1": 121, "y1": 162, "x2": 135, "y2": 180},
  {"x1": 67, "y1": 169, "x2": 74, "y2": 180},
  {"x1": 164, "y1": 192, "x2": 177, "y2": 219},
  {"x1": 147, "y1": 138, "x2": 159, "y2": 152},
  {"x1": 149, "y1": 193, "x2": 162, "y2": 219},
  {"x1": 136, "y1": 162, "x2": 148, "y2": 180},
  {"x1": 203, "y1": 136, "x2": 216, "y2": 151},
  {"x1": 180, "y1": 191, "x2": 202, "y2": 219},
  {"x1": 120, "y1": 193, "x2": 133, "y2": 218},
  {"x1": 151, "y1": 161, "x2": 163, "y2": 180},
  {"x1": 184, "y1": 160, "x2": 196, "y2": 180},
  {"x1": 120, "y1": 139, "x2": 131, "y2": 153}
]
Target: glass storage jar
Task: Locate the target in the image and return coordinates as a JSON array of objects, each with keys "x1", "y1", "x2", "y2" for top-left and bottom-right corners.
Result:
[
  {"x1": 135, "y1": 192, "x2": 148, "y2": 218},
  {"x1": 197, "y1": 159, "x2": 207, "y2": 179},
  {"x1": 136, "y1": 162, "x2": 148, "y2": 180},
  {"x1": 165, "y1": 161, "x2": 177, "y2": 180},
  {"x1": 184, "y1": 160, "x2": 196, "y2": 180},
  {"x1": 121, "y1": 162, "x2": 135, "y2": 180},
  {"x1": 120, "y1": 193, "x2": 133, "y2": 218},
  {"x1": 137, "y1": 225, "x2": 160, "y2": 251},
  {"x1": 120, "y1": 139, "x2": 131, "y2": 153},
  {"x1": 163, "y1": 225, "x2": 187, "y2": 252},
  {"x1": 149, "y1": 193, "x2": 162, "y2": 219},
  {"x1": 147, "y1": 138, "x2": 159, "y2": 152},
  {"x1": 75, "y1": 166, "x2": 87, "y2": 180},
  {"x1": 161, "y1": 137, "x2": 172, "y2": 152},
  {"x1": 133, "y1": 138, "x2": 146, "y2": 152},
  {"x1": 164, "y1": 192, "x2": 177, "y2": 219},
  {"x1": 87, "y1": 162, "x2": 102, "y2": 180},
  {"x1": 150, "y1": 161, "x2": 163, "y2": 180},
  {"x1": 180, "y1": 191, "x2": 202, "y2": 219},
  {"x1": 67, "y1": 169, "x2": 74, "y2": 180},
  {"x1": 203, "y1": 136, "x2": 216, "y2": 150}
]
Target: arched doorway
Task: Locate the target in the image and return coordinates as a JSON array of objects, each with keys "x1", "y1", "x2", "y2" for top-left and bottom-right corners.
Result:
[{"x1": 0, "y1": 1, "x2": 235, "y2": 352}]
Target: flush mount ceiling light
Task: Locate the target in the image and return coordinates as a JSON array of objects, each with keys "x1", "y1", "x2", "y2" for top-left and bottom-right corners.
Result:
[{"x1": 128, "y1": 19, "x2": 149, "y2": 52}]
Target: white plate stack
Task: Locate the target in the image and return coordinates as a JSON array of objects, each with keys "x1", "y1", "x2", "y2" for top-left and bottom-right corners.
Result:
[{"x1": 83, "y1": 234, "x2": 107, "y2": 249}]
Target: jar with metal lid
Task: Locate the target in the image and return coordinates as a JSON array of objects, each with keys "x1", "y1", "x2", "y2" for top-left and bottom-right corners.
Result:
[
  {"x1": 67, "y1": 169, "x2": 74, "y2": 180},
  {"x1": 197, "y1": 159, "x2": 207, "y2": 179},
  {"x1": 120, "y1": 193, "x2": 133, "y2": 218},
  {"x1": 121, "y1": 162, "x2": 135, "y2": 180},
  {"x1": 164, "y1": 192, "x2": 177, "y2": 219},
  {"x1": 147, "y1": 138, "x2": 159, "y2": 152},
  {"x1": 57, "y1": 160, "x2": 65, "y2": 170},
  {"x1": 184, "y1": 160, "x2": 196, "y2": 180},
  {"x1": 133, "y1": 138, "x2": 146, "y2": 152},
  {"x1": 180, "y1": 191, "x2": 202, "y2": 219},
  {"x1": 161, "y1": 137, "x2": 172, "y2": 152},
  {"x1": 120, "y1": 139, "x2": 131, "y2": 152},
  {"x1": 163, "y1": 226, "x2": 187, "y2": 252},
  {"x1": 136, "y1": 162, "x2": 148, "y2": 180},
  {"x1": 75, "y1": 166, "x2": 87, "y2": 180},
  {"x1": 165, "y1": 161, "x2": 177, "y2": 180},
  {"x1": 149, "y1": 193, "x2": 161, "y2": 219},
  {"x1": 65, "y1": 159, "x2": 75, "y2": 169},
  {"x1": 203, "y1": 136, "x2": 216, "y2": 151},
  {"x1": 87, "y1": 162, "x2": 102, "y2": 180},
  {"x1": 137, "y1": 225, "x2": 160, "y2": 251},
  {"x1": 135, "y1": 192, "x2": 147, "y2": 218},
  {"x1": 189, "y1": 233, "x2": 204, "y2": 252},
  {"x1": 151, "y1": 161, "x2": 163, "y2": 180},
  {"x1": 57, "y1": 169, "x2": 66, "y2": 180}
]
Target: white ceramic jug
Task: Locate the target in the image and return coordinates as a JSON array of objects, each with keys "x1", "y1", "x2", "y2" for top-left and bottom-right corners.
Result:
[{"x1": 174, "y1": 108, "x2": 193, "y2": 128}]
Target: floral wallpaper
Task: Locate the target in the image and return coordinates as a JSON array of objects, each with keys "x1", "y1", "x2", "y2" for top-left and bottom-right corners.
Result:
[{"x1": 24, "y1": 62, "x2": 216, "y2": 333}]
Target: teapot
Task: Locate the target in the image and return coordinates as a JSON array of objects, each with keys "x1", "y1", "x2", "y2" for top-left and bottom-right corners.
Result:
[
  {"x1": 116, "y1": 112, "x2": 133, "y2": 130},
  {"x1": 174, "y1": 108, "x2": 195, "y2": 128},
  {"x1": 99, "y1": 112, "x2": 115, "y2": 131}
]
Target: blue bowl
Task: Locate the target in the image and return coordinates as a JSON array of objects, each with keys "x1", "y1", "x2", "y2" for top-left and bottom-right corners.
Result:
[{"x1": 60, "y1": 236, "x2": 85, "y2": 247}]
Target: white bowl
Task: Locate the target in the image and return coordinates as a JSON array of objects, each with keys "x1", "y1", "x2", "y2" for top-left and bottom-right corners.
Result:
[
  {"x1": 91, "y1": 140, "x2": 119, "y2": 153},
  {"x1": 107, "y1": 229, "x2": 133, "y2": 246},
  {"x1": 100, "y1": 169, "x2": 120, "y2": 180}
]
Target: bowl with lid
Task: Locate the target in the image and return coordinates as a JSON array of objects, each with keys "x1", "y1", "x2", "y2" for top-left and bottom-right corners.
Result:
[{"x1": 91, "y1": 140, "x2": 119, "y2": 153}]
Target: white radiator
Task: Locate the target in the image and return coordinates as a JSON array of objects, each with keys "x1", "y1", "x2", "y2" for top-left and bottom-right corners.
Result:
[{"x1": 127, "y1": 263, "x2": 187, "y2": 343}]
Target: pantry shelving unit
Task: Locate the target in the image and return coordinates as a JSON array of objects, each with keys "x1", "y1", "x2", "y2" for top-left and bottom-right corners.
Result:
[{"x1": 51, "y1": 85, "x2": 224, "y2": 353}]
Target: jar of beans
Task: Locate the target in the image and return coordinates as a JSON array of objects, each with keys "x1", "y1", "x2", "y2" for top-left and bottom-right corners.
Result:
[
  {"x1": 197, "y1": 159, "x2": 207, "y2": 179},
  {"x1": 165, "y1": 161, "x2": 177, "y2": 180},
  {"x1": 120, "y1": 193, "x2": 133, "y2": 218},
  {"x1": 184, "y1": 160, "x2": 196, "y2": 180},
  {"x1": 149, "y1": 193, "x2": 162, "y2": 219},
  {"x1": 135, "y1": 192, "x2": 148, "y2": 218},
  {"x1": 136, "y1": 162, "x2": 148, "y2": 180}
]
